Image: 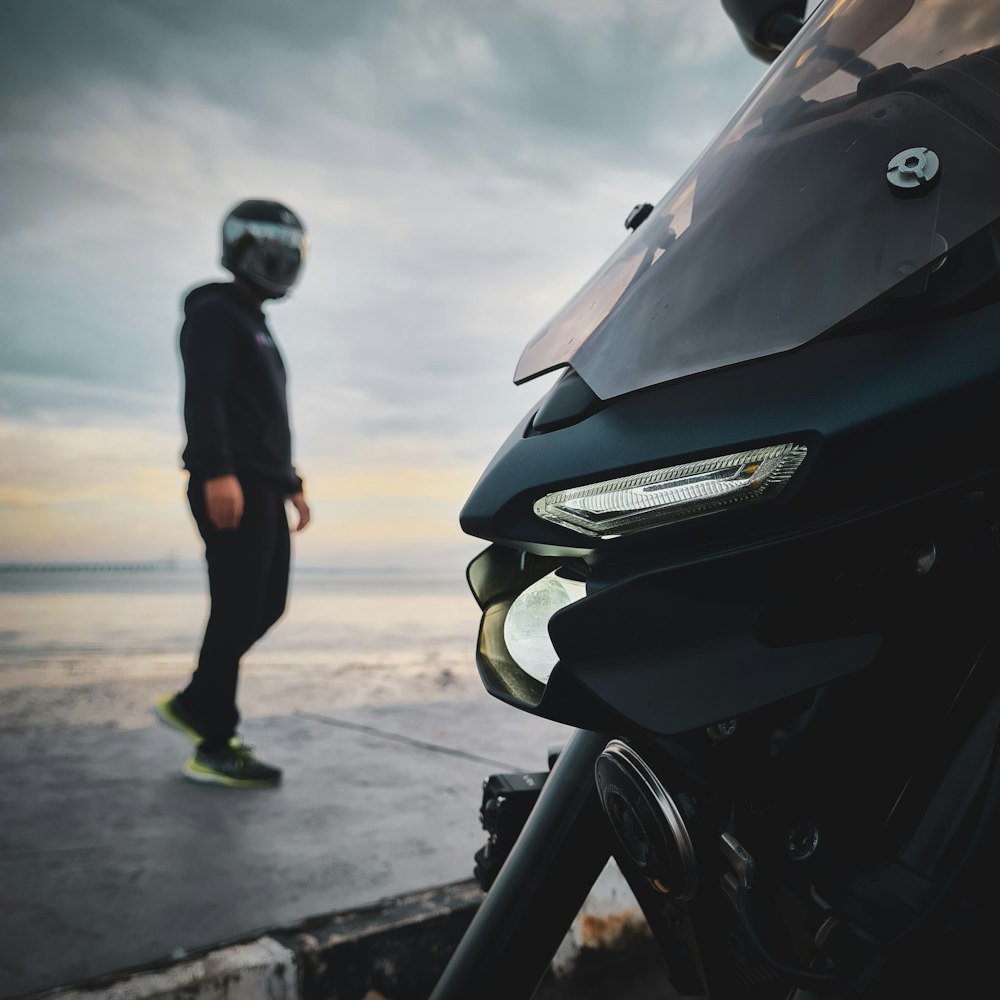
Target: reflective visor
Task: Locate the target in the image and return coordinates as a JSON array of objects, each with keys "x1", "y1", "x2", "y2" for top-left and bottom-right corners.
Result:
[
  {"x1": 515, "y1": 0, "x2": 1000, "y2": 400},
  {"x1": 223, "y1": 218, "x2": 308, "y2": 290},
  {"x1": 223, "y1": 218, "x2": 308, "y2": 252}
]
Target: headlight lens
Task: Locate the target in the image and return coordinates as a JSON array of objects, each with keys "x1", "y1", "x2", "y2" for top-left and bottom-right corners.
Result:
[
  {"x1": 533, "y1": 443, "x2": 807, "y2": 539},
  {"x1": 503, "y1": 570, "x2": 587, "y2": 683}
]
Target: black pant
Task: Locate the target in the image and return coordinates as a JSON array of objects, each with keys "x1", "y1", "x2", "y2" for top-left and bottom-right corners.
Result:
[{"x1": 180, "y1": 475, "x2": 290, "y2": 748}]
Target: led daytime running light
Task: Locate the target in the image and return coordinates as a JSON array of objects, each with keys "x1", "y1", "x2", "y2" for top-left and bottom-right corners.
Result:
[{"x1": 533, "y1": 443, "x2": 807, "y2": 539}]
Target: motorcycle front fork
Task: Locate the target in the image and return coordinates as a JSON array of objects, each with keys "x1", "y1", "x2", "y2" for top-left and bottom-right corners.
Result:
[{"x1": 429, "y1": 728, "x2": 613, "y2": 1000}]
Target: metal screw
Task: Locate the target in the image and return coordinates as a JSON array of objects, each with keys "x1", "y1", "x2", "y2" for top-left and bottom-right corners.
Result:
[
  {"x1": 786, "y1": 821, "x2": 820, "y2": 861},
  {"x1": 706, "y1": 719, "x2": 739, "y2": 741},
  {"x1": 887, "y1": 147, "x2": 940, "y2": 194}
]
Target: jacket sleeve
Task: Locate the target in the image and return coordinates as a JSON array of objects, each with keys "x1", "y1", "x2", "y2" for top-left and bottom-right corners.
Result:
[{"x1": 180, "y1": 300, "x2": 238, "y2": 479}]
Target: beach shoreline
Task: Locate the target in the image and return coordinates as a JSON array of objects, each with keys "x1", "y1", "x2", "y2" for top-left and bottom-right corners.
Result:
[
  {"x1": 0, "y1": 645, "x2": 486, "y2": 732},
  {"x1": 0, "y1": 566, "x2": 486, "y2": 731}
]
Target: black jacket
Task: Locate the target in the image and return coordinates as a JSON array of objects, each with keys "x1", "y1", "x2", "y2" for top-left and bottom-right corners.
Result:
[{"x1": 180, "y1": 282, "x2": 302, "y2": 493}]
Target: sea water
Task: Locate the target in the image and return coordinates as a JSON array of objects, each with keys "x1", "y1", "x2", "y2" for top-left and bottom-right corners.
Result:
[
  {"x1": 0, "y1": 564, "x2": 486, "y2": 727},
  {"x1": 0, "y1": 564, "x2": 479, "y2": 660}
]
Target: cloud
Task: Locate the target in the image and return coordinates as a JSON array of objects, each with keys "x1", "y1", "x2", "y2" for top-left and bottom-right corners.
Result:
[
  {"x1": 3, "y1": 1, "x2": 758, "y2": 179},
  {"x1": 0, "y1": 0, "x2": 763, "y2": 563}
]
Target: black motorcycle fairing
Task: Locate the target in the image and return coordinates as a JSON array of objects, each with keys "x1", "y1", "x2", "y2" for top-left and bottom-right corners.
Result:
[
  {"x1": 462, "y1": 297, "x2": 1000, "y2": 561},
  {"x1": 551, "y1": 478, "x2": 998, "y2": 735},
  {"x1": 472, "y1": 464, "x2": 999, "y2": 736},
  {"x1": 528, "y1": 368, "x2": 603, "y2": 434},
  {"x1": 463, "y1": 294, "x2": 1000, "y2": 735}
]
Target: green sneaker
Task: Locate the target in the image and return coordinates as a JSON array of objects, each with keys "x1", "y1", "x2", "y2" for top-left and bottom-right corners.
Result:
[
  {"x1": 183, "y1": 743, "x2": 282, "y2": 789},
  {"x1": 153, "y1": 693, "x2": 207, "y2": 744}
]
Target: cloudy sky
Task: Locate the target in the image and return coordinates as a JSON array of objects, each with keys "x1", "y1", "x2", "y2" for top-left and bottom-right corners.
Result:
[{"x1": 1, "y1": 0, "x2": 765, "y2": 573}]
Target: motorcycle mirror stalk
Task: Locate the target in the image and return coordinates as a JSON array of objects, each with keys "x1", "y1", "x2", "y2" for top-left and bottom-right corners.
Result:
[{"x1": 721, "y1": 0, "x2": 807, "y2": 62}]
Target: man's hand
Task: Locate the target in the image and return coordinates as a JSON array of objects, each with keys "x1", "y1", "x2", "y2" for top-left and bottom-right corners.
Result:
[
  {"x1": 204, "y1": 475, "x2": 244, "y2": 531},
  {"x1": 290, "y1": 491, "x2": 311, "y2": 532}
]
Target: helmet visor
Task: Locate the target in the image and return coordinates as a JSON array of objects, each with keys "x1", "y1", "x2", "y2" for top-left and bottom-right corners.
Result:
[
  {"x1": 515, "y1": 0, "x2": 1000, "y2": 400},
  {"x1": 223, "y1": 218, "x2": 309, "y2": 292}
]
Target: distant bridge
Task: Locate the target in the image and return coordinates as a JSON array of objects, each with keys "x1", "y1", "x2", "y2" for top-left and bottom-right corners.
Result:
[{"x1": 0, "y1": 559, "x2": 179, "y2": 573}]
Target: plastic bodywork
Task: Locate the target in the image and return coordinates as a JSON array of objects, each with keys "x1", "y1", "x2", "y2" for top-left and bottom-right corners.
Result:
[{"x1": 461, "y1": 301, "x2": 1000, "y2": 735}]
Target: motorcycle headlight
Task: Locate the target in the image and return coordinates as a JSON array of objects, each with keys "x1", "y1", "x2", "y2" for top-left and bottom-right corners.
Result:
[
  {"x1": 503, "y1": 570, "x2": 587, "y2": 683},
  {"x1": 533, "y1": 443, "x2": 807, "y2": 539}
]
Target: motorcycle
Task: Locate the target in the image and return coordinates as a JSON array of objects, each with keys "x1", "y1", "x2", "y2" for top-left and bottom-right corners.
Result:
[{"x1": 431, "y1": 0, "x2": 1000, "y2": 996}]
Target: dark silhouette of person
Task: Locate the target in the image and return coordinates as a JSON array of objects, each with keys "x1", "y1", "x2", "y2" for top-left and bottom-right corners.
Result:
[{"x1": 155, "y1": 199, "x2": 311, "y2": 788}]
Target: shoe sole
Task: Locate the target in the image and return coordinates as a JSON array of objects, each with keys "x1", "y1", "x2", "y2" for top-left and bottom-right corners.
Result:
[
  {"x1": 183, "y1": 758, "x2": 281, "y2": 789},
  {"x1": 152, "y1": 696, "x2": 204, "y2": 744}
]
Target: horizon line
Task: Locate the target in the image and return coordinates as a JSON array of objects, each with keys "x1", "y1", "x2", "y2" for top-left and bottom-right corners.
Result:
[{"x1": 0, "y1": 560, "x2": 459, "y2": 575}]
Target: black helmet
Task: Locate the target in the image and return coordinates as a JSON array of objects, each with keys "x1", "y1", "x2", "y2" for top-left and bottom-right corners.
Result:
[{"x1": 220, "y1": 199, "x2": 308, "y2": 297}]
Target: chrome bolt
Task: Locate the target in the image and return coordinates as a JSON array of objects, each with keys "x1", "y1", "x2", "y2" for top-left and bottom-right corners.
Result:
[{"x1": 887, "y1": 147, "x2": 940, "y2": 194}]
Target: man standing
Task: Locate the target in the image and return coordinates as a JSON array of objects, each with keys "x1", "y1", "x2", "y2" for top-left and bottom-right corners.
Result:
[{"x1": 155, "y1": 199, "x2": 311, "y2": 788}]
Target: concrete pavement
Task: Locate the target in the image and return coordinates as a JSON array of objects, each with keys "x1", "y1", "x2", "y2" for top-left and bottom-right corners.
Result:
[{"x1": 0, "y1": 696, "x2": 574, "y2": 997}]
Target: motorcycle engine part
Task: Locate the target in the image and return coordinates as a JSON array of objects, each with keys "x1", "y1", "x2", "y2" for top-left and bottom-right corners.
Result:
[
  {"x1": 595, "y1": 739, "x2": 698, "y2": 900},
  {"x1": 721, "y1": 831, "x2": 756, "y2": 888},
  {"x1": 430, "y1": 730, "x2": 613, "y2": 1000},
  {"x1": 474, "y1": 770, "x2": 548, "y2": 891},
  {"x1": 784, "y1": 821, "x2": 820, "y2": 861},
  {"x1": 707, "y1": 719, "x2": 739, "y2": 741}
]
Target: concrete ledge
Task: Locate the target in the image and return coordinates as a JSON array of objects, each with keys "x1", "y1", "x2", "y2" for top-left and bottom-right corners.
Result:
[
  {"x1": 23, "y1": 882, "x2": 482, "y2": 1000},
  {"x1": 276, "y1": 881, "x2": 483, "y2": 1000},
  {"x1": 41, "y1": 937, "x2": 298, "y2": 1000},
  {"x1": 24, "y1": 873, "x2": 673, "y2": 1000}
]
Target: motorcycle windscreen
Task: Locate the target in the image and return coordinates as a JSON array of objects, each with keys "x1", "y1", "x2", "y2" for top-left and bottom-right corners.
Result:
[{"x1": 514, "y1": 0, "x2": 1000, "y2": 400}]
